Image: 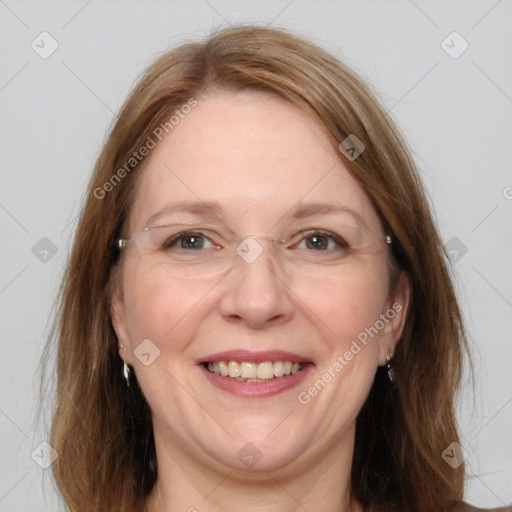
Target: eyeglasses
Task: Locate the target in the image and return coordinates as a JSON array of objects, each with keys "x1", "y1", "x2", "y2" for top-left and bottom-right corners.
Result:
[{"x1": 117, "y1": 223, "x2": 392, "y2": 277}]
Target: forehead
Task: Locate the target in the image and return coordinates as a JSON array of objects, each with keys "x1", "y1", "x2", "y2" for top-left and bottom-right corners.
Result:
[{"x1": 129, "y1": 91, "x2": 381, "y2": 233}]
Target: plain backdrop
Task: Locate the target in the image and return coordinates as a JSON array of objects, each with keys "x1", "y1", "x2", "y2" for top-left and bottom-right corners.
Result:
[{"x1": 1, "y1": 1, "x2": 511, "y2": 510}]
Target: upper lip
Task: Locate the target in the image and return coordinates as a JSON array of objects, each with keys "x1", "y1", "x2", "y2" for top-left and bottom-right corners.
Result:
[{"x1": 198, "y1": 350, "x2": 313, "y2": 364}]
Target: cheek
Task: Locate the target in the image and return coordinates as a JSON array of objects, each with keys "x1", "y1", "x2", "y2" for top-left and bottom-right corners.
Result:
[
  {"x1": 298, "y1": 264, "x2": 389, "y2": 347},
  {"x1": 122, "y1": 261, "x2": 211, "y2": 353},
  {"x1": 295, "y1": 269, "x2": 388, "y2": 421}
]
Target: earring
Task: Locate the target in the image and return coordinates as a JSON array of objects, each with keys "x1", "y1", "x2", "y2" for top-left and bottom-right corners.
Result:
[
  {"x1": 123, "y1": 362, "x2": 130, "y2": 386},
  {"x1": 386, "y1": 351, "x2": 395, "y2": 382},
  {"x1": 119, "y1": 344, "x2": 130, "y2": 386}
]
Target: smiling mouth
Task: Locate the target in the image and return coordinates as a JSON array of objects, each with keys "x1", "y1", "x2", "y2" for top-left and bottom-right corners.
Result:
[{"x1": 203, "y1": 360, "x2": 306, "y2": 382}]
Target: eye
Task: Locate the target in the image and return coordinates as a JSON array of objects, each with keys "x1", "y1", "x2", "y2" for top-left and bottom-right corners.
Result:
[
  {"x1": 294, "y1": 231, "x2": 349, "y2": 251},
  {"x1": 164, "y1": 231, "x2": 215, "y2": 250}
]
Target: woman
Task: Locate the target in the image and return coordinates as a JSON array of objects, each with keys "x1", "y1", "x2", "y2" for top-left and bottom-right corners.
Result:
[{"x1": 44, "y1": 26, "x2": 511, "y2": 512}]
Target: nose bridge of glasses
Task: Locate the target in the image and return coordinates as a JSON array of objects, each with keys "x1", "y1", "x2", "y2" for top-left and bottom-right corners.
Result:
[
  {"x1": 244, "y1": 235, "x2": 286, "y2": 243},
  {"x1": 233, "y1": 235, "x2": 285, "y2": 265}
]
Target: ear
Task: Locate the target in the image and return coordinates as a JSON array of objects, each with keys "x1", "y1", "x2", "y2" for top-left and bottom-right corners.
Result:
[
  {"x1": 110, "y1": 281, "x2": 131, "y2": 362},
  {"x1": 378, "y1": 272, "x2": 411, "y2": 366}
]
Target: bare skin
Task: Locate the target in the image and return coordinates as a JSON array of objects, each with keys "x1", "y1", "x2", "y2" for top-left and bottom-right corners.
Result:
[{"x1": 111, "y1": 90, "x2": 409, "y2": 512}]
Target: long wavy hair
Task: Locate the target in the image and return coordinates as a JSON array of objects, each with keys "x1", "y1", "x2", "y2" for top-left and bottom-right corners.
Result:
[{"x1": 42, "y1": 25, "x2": 468, "y2": 511}]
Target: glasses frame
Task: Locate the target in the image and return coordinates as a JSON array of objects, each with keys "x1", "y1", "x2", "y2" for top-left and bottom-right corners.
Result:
[{"x1": 117, "y1": 228, "x2": 392, "y2": 252}]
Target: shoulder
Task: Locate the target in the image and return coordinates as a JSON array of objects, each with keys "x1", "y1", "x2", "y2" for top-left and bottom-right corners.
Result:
[{"x1": 455, "y1": 503, "x2": 512, "y2": 512}]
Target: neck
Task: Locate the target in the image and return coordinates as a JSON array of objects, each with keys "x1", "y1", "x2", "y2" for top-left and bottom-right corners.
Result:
[{"x1": 145, "y1": 425, "x2": 363, "y2": 512}]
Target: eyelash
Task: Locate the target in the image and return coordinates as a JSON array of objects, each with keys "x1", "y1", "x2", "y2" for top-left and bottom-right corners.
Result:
[
  {"x1": 162, "y1": 230, "x2": 350, "y2": 251},
  {"x1": 163, "y1": 231, "x2": 215, "y2": 250},
  {"x1": 294, "y1": 230, "x2": 350, "y2": 250}
]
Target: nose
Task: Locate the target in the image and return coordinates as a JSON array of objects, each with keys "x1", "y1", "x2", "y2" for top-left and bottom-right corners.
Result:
[{"x1": 219, "y1": 239, "x2": 294, "y2": 329}]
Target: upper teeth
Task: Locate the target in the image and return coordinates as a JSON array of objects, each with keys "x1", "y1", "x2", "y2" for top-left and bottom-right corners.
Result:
[{"x1": 206, "y1": 360, "x2": 303, "y2": 380}]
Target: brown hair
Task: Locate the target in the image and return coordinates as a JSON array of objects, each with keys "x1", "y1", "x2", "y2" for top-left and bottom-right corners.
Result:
[{"x1": 43, "y1": 25, "x2": 468, "y2": 511}]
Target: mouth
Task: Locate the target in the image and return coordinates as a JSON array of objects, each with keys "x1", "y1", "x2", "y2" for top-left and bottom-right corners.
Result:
[
  {"x1": 198, "y1": 350, "x2": 313, "y2": 398},
  {"x1": 203, "y1": 360, "x2": 305, "y2": 382}
]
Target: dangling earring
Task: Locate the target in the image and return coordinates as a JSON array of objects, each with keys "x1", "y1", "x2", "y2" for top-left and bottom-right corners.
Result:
[
  {"x1": 386, "y1": 351, "x2": 395, "y2": 382},
  {"x1": 123, "y1": 362, "x2": 130, "y2": 386},
  {"x1": 119, "y1": 344, "x2": 130, "y2": 386}
]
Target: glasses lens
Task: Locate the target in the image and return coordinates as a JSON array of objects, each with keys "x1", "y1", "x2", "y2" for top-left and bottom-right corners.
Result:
[
  {"x1": 135, "y1": 225, "x2": 232, "y2": 276},
  {"x1": 129, "y1": 224, "x2": 388, "y2": 277}
]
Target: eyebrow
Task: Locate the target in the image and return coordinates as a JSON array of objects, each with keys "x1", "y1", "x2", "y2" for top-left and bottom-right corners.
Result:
[
  {"x1": 287, "y1": 202, "x2": 369, "y2": 229},
  {"x1": 143, "y1": 201, "x2": 368, "y2": 230},
  {"x1": 144, "y1": 201, "x2": 223, "y2": 227}
]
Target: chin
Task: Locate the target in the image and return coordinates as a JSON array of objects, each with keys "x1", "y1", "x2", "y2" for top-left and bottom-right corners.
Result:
[{"x1": 214, "y1": 441, "x2": 305, "y2": 474}]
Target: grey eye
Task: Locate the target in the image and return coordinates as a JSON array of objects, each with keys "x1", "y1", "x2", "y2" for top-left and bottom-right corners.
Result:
[
  {"x1": 305, "y1": 234, "x2": 330, "y2": 250},
  {"x1": 164, "y1": 232, "x2": 212, "y2": 250},
  {"x1": 295, "y1": 231, "x2": 348, "y2": 251},
  {"x1": 178, "y1": 235, "x2": 205, "y2": 249}
]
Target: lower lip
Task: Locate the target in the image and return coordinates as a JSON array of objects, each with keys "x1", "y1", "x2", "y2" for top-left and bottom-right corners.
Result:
[{"x1": 199, "y1": 363, "x2": 314, "y2": 398}]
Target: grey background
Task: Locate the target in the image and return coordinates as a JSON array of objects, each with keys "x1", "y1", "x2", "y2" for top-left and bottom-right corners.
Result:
[{"x1": 1, "y1": 0, "x2": 511, "y2": 510}]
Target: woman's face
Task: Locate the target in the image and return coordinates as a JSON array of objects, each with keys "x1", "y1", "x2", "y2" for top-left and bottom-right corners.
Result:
[{"x1": 112, "y1": 91, "x2": 408, "y2": 474}]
